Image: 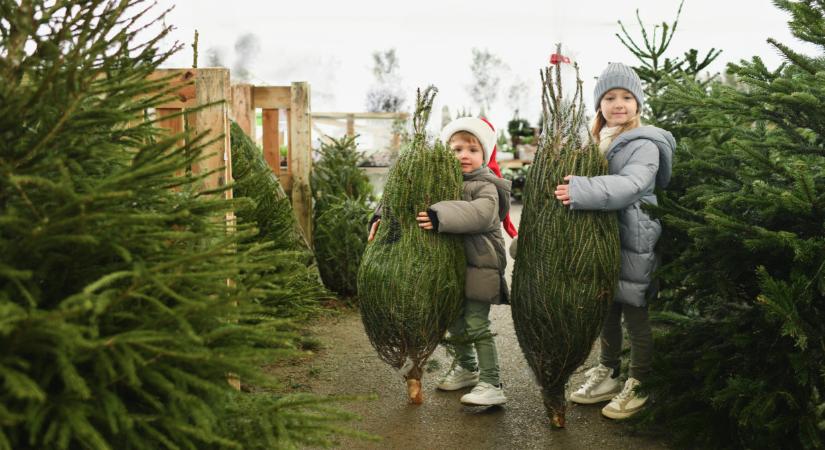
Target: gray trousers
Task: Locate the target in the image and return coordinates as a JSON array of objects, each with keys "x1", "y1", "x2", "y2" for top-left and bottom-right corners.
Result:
[{"x1": 599, "y1": 301, "x2": 652, "y2": 382}]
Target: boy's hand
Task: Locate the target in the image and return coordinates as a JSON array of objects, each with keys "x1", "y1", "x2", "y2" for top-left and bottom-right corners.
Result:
[
  {"x1": 368, "y1": 219, "x2": 380, "y2": 241},
  {"x1": 416, "y1": 211, "x2": 433, "y2": 230},
  {"x1": 554, "y1": 175, "x2": 573, "y2": 206}
]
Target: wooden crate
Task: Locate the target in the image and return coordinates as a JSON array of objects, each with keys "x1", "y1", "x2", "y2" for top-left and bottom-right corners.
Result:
[{"x1": 230, "y1": 83, "x2": 312, "y2": 242}]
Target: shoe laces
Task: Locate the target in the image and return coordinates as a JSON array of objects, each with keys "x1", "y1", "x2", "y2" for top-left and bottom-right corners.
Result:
[
  {"x1": 582, "y1": 365, "x2": 611, "y2": 390},
  {"x1": 446, "y1": 365, "x2": 470, "y2": 379},
  {"x1": 614, "y1": 379, "x2": 640, "y2": 401}
]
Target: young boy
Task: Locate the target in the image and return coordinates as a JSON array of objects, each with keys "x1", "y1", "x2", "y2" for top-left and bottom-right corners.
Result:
[{"x1": 418, "y1": 117, "x2": 513, "y2": 406}]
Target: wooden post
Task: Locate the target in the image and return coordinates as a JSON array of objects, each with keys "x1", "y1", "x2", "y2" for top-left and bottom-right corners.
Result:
[
  {"x1": 289, "y1": 81, "x2": 312, "y2": 243},
  {"x1": 230, "y1": 84, "x2": 255, "y2": 142},
  {"x1": 156, "y1": 108, "x2": 185, "y2": 177},
  {"x1": 262, "y1": 109, "x2": 280, "y2": 175},
  {"x1": 190, "y1": 68, "x2": 232, "y2": 200},
  {"x1": 346, "y1": 113, "x2": 355, "y2": 137}
]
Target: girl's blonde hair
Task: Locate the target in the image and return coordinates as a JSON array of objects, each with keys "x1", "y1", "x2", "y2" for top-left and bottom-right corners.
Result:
[{"x1": 590, "y1": 110, "x2": 642, "y2": 145}]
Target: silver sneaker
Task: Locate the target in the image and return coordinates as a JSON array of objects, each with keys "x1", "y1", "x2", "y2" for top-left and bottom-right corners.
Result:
[
  {"x1": 436, "y1": 365, "x2": 479, "y2": 391},
  {"x1": 602, "y1": 377, "x2": 648, "y2": 419},
  {"x1": 569, "y1": 364, "x2": 621, "y2": 404},
  {"x1": 460, "y1": 382, "x2": 507, "y2": 406}
]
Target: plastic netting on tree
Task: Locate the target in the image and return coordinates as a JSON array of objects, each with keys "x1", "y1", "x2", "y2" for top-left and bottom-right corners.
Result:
[
  {"x1": 510, "y1": 47, "x2": 621, "y2": 428},
  {"x1": 356, "y1": 87, "x2": 465, "y2": 404}
]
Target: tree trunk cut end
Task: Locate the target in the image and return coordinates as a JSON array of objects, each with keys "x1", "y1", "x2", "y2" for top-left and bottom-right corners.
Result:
[{"x1": 407, "y1": 378, "x2": 423, "y2": 404}]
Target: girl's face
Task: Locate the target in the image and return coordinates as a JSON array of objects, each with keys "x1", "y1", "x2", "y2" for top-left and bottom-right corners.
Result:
[
  {"x1": 450, "y1": 136, "x2": 484, "y2": 173},
  {"x1": 599, "y1": 88, "x2": 638, "y2": 127}
]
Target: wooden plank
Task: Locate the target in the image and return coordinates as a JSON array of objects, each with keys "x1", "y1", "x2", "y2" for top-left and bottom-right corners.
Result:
[
  {"x1": 497, "y1": 159, "x2": 528, "y2": 169},
  {"x1": 286, "y1": 108, "x2": 292, "y2": 173},
  {"x1": 278, "y1": 173, "x2": 292, "y2": 193},
  {"x1": 151, "y1": 69, "x2": 197, "y2": 109},
  {"x1": 190, "y1": 68, "x2": 231, "y2": 199},
  {"x1": 156, "y1": 108, "x2": 185, "y2": 177},
  {"x1": 311, "y1": 111, "x2": 408, "y2": 120},
  {"x1": 253, "y1": 86, "x2": 292, "y2": 109},
  {"x1": 346, "y1": 113, "x2": 355, "y2": 137},
  {"x1": 262, "y1": 109, "x2": 281, "y2": 175},
  {"x1": 289, "y1": 82, "x2": 312, "y2": 242},
  {"x1": 230, "y1": 84, "x2": 255, "y2": 142}
]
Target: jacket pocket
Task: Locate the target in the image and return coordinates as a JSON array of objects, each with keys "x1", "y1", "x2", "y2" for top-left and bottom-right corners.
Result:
[
  {"x1": 637, "y1": 218, "x2": 662, "y2": 254},
  {"x1": 465, "y1": 267, "x2": 501, "y2": 303}
]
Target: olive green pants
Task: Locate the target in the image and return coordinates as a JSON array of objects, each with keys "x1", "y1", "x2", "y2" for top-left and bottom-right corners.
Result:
[
  {"x1": 448, "y1": 300, "x2": 500, "y2": 385},
  {"x1": 599, "y1": 301, "x2": 653, "y2": 382}
]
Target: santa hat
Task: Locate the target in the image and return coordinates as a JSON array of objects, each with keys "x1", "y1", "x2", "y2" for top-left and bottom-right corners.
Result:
[
  {"x1": 440, "y1": 117, "x2": 518, "y2": 238},
  {"x1": 440, "y1": 117, "x2": 497, "y2": 164}
]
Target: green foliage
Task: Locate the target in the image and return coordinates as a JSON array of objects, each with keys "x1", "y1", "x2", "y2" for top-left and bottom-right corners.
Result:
[
  {"x1": 510, "y1": 57, "x2": 621, "y2": 426},
  {"x1": 0, "y1": 1, "x2": 360, "y2": 448},
  {"x1": 500, "y1": 165, "x2": 529, "y2": 202},
  {"x1": 356, "y1": 87, "x2": 465, "y2": 381},
  {"x1": 314, "y1": 198, "x2": 372, "y2": 297},
  {"x1": 219, "y1": 393, "x2": 380, "y2": 450},
  {"x1": 231, "y1": 121, "x2": 310, "y2": 253},
  {"x1": 311, "y1": 135, "x2": 373, "y2": 297},
  {"x1": 230, "y1": 120, "x2": 328, "y2": 317},
  {"x1": 616, "y1": 0, "x2": 722, "y2": 137},
  {"x1": 620, "y1": 2, "x2": 825, "y2": 448}
]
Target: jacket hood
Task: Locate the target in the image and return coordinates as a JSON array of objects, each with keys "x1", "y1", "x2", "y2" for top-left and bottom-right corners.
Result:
[
  {"x1": 607, "y1": 126, "x2": 675, "y2": 189},
  {"x1": 464, "y1": 167, "x2": 512, "y2": 220}
]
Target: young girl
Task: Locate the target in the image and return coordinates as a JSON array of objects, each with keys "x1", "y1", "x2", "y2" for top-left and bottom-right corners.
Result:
[{"x1": 554, "y1": 62, "x2": 675, "y2": 419}]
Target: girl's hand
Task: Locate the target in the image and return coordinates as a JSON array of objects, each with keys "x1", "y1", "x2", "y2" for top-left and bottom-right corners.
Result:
[
  {"x1": 416, "y1": 211, "x2": 433, "y2": 230},
  {"x1": 368, "y1": 219, "x2": 380, "y2": 242},
  {"x1": 554, "y1": 175, "x2": 573, "y2": 206}
]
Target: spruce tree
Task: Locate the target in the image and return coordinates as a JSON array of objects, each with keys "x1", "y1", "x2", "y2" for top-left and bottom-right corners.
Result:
[
  {"x1": 311, "y1": 135, "x2": 373, "y2": 298},
  {"x1": 0, "y1": 1, "x2": 363, "y2": 448},
  {"x1": 230, "y1": 120, "x2": 328, "y2": 318},
  {"x1": 616, "y1": 0, "x2": 721, "y2": 138},
  {"x1": 629, "y1": 1, "x2": 825, "y2": 448}
]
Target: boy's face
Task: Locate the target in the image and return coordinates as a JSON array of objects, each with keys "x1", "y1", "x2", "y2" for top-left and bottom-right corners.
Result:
[
  {"x1": 599, "y1": 88, "x2": 638, "y2": 127},
  {"x1": 449, "y1": 136, "x2": 485, "y2": 173}
]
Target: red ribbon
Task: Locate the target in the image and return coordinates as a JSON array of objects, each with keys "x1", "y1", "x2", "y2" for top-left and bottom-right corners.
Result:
[{"x1": 550, "y1": 53, "x2": 571, "y2": 65}]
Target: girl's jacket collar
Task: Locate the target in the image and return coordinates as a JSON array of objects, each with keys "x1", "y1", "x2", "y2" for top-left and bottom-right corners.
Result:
[{"x1": 604, "y1": 125, "x2": 676, "y2": 189}]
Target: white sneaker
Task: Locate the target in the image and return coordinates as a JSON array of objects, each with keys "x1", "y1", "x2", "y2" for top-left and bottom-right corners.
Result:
[
  {"x1": 569, "y1": 364, "x2": 621, "y2": 404},
  {"x1": 436, "y1": 365, "x2": 479, "y2": 391},
  {"x1": 601, "y1": 377, "x2": 648, "y2": 419},
  {"x1": 460, "y1": 382, "x2": 507, "y2": 406}
]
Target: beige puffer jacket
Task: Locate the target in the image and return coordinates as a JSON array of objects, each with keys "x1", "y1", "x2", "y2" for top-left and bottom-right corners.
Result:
[{"x1": 429, "y1": 167, "x2": 512, "y2": 304}]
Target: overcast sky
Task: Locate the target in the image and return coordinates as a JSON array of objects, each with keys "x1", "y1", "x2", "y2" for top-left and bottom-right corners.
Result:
[{"x1": 155, "y1": 0, "x2": 818, "y2": 134}]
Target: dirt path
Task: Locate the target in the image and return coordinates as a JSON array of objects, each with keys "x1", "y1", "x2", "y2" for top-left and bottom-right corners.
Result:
[{"x1": 271, "y1": 204, "x2": 668, "y2": 449}]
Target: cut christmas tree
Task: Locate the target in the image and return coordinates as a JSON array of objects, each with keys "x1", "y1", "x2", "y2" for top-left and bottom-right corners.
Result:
[
  {"x1": 510, "y1": 49, "x2": 621, "y2": 428},
  {"x1": 356, "y1": 87, "x2": 465, "y2": 404}
]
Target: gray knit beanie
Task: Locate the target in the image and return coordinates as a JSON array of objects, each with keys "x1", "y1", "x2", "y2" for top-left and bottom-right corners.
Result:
[{"x1": 593, "y1": 63, "x2": 644, "y2": 111}]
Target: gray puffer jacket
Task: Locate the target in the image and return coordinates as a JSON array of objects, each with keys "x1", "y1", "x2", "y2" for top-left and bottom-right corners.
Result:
[
  {"x1": 429, "y1": 167, "x2": 512, "y2": 304},
  {"x1": 568, "y1": 126, "x2": 675, "y2": 307}
]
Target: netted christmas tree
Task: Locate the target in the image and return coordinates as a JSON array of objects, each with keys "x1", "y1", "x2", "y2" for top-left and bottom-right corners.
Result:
[
  {"x1": 356, "y1": 87, "x2": 465, "y2": 404},
  {"x1": 311, "y1": 135, "x2": 373, "y2": 298},
  {"x1": 0, "y1": 1, "x2": 364, "y2": 448},
  {"x1": 510, "y1": 51, "x2": 621, "y2": 428},
  {"x1": 230, "y1": 120, "x2": 328, "y2": 318},
  {"x1": 625, "y1": 1, "x2": 825, "y2": 448}
]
